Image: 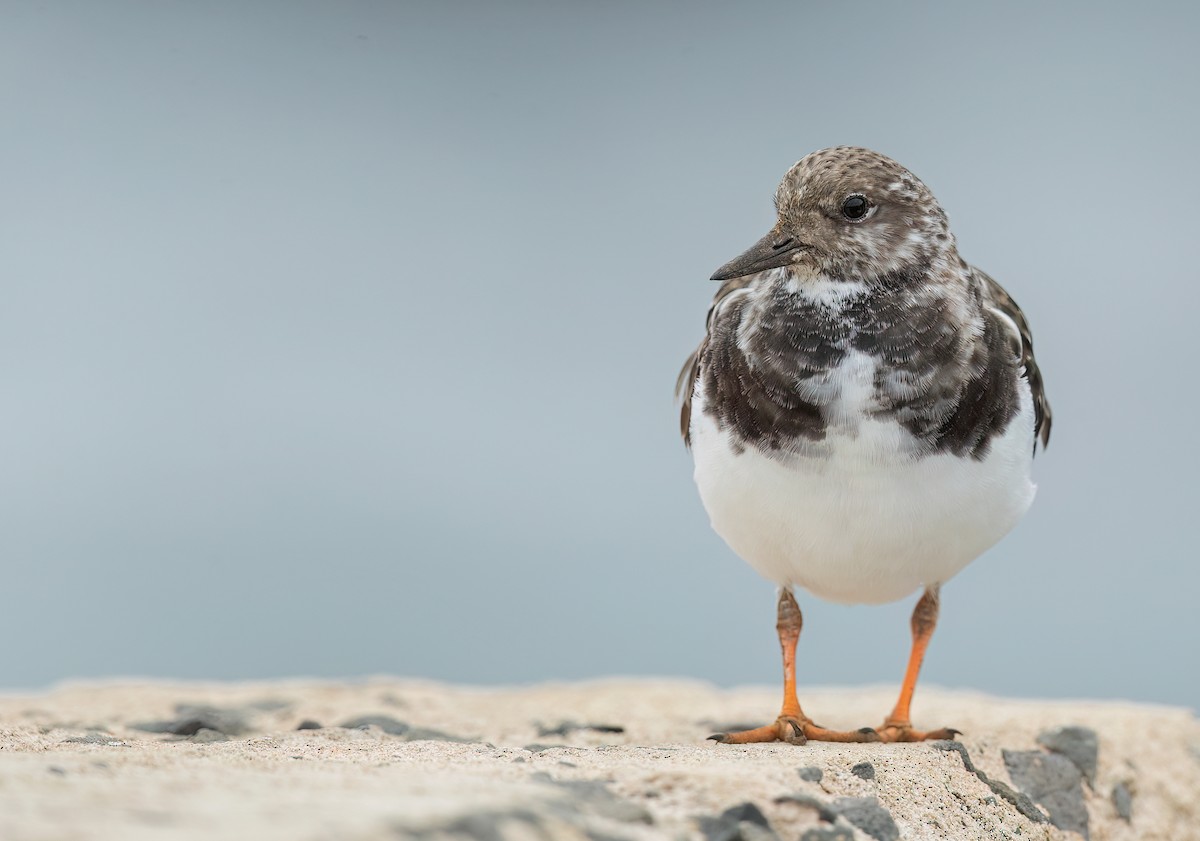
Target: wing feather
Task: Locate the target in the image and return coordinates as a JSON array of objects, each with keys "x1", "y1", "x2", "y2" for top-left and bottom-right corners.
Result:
[
  {"x1": 975, "y1": 268, "x2": 1052, "y2": 451},
  {"x1": 676, "y1": 277, "x2": 756, "y2": 448}
]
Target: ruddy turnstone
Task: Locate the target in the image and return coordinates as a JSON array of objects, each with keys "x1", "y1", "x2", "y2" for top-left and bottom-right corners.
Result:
[{"x1": 678, "y1": 147, "x2": 1050, "y2": 744}]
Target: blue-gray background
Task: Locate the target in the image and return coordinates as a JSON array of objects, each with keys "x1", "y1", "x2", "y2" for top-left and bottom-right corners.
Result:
[{"x1": 3, "y1": 2, "x2": 1197, "y2": 710}]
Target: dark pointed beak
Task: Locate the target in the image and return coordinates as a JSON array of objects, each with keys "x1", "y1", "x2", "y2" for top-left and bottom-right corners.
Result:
[{"x1": 710, "y1": 227, "x2": 807, "y2": 281}]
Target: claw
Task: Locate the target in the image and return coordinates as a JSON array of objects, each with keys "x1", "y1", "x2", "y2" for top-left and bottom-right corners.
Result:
[
  {"x1": 780, "y1": 718, "x2": 808, "y2": 745},
  {"x1": 709, "y1": 715, "x2": 877, "y2": 746},
  {"x1": 873, "y1": 722, "x2": 961, "y2": 743},
  {"x1": 925, "y1": 726, "x2": 962, "y2": 740}
]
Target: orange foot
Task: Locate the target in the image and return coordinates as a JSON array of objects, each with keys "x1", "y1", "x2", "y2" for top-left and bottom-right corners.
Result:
[
  {"x1": 710, "y1": 715, "x2": 881, "y2": 745},
  {"x1": 873, "y1": 717, "x2": 961, "y2": 743}
]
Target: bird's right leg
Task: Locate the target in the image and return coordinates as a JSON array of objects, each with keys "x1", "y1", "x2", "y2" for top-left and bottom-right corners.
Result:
[
  {"x1": 709, "y1": 588, "x2": 880, "y2": 745},
  {"x1": 872, "y1": 586, "x2": 960, "y2": 743}
]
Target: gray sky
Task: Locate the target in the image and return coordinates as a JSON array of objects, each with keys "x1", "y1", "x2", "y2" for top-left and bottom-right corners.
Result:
[{"x1": 2, "y1": 2, "x2": 1198, "y2": 712}]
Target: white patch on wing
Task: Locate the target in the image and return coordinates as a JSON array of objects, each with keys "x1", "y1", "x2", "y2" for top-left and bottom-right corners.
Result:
[
  {"x1": 714, "y1": 286, "x2": 753, "y2": 320},
  {"x1": 988, "y1": 306, "x2": 1024, "y2": 359}
]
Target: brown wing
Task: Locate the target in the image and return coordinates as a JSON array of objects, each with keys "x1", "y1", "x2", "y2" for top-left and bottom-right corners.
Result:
[
  {"x1": 675, "y1": 276, "x2": 756, "y2": 448},
  {"x1": 975, "y1": 268, "x2": 1052, "y2": 451}
]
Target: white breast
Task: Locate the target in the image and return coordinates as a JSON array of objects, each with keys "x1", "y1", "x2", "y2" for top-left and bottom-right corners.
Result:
[{"x1": 690, "y1": 351, "x2": 1036, "y2": 605}]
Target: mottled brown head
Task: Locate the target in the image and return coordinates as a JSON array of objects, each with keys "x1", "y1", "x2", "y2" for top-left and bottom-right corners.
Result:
[{"x1": 711, "y1": 147, "x2": 957, "y2": 284}]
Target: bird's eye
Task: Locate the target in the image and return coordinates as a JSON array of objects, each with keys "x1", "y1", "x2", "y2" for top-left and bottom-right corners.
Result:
[{"x1": 841, "y1": 194, "x2": 869, "y2": 221}]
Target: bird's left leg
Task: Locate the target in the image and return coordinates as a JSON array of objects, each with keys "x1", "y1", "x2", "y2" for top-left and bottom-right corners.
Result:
[
  {"x1": 874, "y1": 585, "x2": 960, "y2": 743},
  {"x1": 710, "y1": 588, "x2": 880, "y2": 745}
]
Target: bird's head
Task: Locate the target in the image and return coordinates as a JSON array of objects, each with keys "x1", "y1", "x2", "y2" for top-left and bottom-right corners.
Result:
[{"x1": 711, "y1": 147, "x2": 956, "y2": 285}]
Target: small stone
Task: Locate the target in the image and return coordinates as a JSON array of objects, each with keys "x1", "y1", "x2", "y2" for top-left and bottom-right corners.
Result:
[
  {"x1": 774, "y1": 792, "x2": 837, "y2": 823},
  {"x1": 931, "y1": 741, "x2": 1047, "y2": 825},
  {"x1": 334, "y1": 715, "x2": 468, "y2": 742},
  {"x1": 797, "y1": 766, "x2": 824, "y2": 782},
  {"x1": 828, "y1": 797, "x2": 899, "y2": 841},
  {"x1": 338, "y1": 715, "x2": 410, "y2": 735},
  {"x1": 524, "y1": 743, "x2": 568, "y2": 753},
  {"x1": 190, "y1": 728, "x2": 228, "y2": 743},
  {"x1": 850, "y1": 761, "x2": 876, "y2": 780},
  {"x1": 131, "y1": 704, "x2": 252, "y2": 736},
  {"x1": 1036, "y1": 726, "x2": 1099, "y2": 785},
  {"x1": 697, "y1": 801, "x2": 779, "y2": 840},
  {"x1": 535, "y1": 720, "x2": 625, "y2": 737},
  {"x1": 435, "y1": 811, "x2": 548, "y2": 840},
  {"x1": 47, "y1": 766, "x2": 67, "y2": 776},
  {"x1": 1112, "y1": 782, "x2": 1133, "y2": 821},
  {"x1": 1003, "y1": 749, "x2": 1089, "y2": 838},
  {"x1": 530, "y1": 774, "x2": 653, "y2": 825},
  {"x1": 62, "y1": 732, "x2": 126, "y2": 746},
  {"x1": 799, "y1": 829, "x2": 854, "y2": 841},
  {"x1": 719, "y1": 803, "x2": 771, "y2": 828},
  {"x1": 295, "y1": 719, "x2": 322, "y2": 730}
]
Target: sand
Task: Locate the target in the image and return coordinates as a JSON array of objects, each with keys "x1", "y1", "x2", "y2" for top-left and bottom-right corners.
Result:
[{"x1": 1, "y1": 678, "x2": 1196, "y2": 840}]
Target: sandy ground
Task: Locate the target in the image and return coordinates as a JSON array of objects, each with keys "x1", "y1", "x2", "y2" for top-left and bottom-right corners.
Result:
[{"x1": 1, "y1": 678, "x2": 1197, "y2": 840}]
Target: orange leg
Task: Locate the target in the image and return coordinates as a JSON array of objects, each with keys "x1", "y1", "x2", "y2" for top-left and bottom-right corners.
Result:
[
  {"x1": 875, "y1": 586, "x2": 960, "y2": 743},
  {"x1": 710, "y1": 589, "x2": 879, "y2": 745}
]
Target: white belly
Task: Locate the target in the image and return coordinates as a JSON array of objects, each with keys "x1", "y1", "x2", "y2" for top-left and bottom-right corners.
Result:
[{"x1": 690, "y1": 354, "x2": 1037, "y2": 605}]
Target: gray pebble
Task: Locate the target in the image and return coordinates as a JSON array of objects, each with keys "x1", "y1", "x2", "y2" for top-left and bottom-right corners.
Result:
[
  {"x1": 728, "y1": 826, "x2": 777, "y2": 841},
  {"x1": 930, "y1": 740, "x2": 1047, "y2": 824},
  {"x1": 697, "y1": 801, "x2": 779, "y2": 840},
  {"x1": 62, "y1": 732, "x2": 127, "y2": 746},
  {"x1": 131, "y1": 704, "x2": 252, "y2": 736},
  {"x1": 295, "y1": 719, "x2": 322, "y2": 731},
  {"x1": 434, "y1": 810, "x2": 544, "y2": 841},
  {"x1": 774, "y1": 792, "x2": 837, "y2": 823},
  {"x1": 1003, "y1": 749, "x2": 1089, "y2": 838},
  {"x1": 524, "y1": 743, "x2": 569, "y2": 753},
  {"x1": 828, "y1": 797, "x2": 899, "y2": 841},
  {"x1": 797, "y1": 766, "x2": 824, "y2": 783},
  {"x1": 1037, "y1": 725, "x2": 1099, "y2": 785},
  {"x1": 719, "y1": 802, "x2": 771, "y2": 828},
  {"x1": 338, "y1": 715, "x2": 410, "y2": 735},
  {"x1": 535, "y1": 720, "x2": 625, "y2": 737},
  {"x1": 799, "y1": 828, "x2": 854, "y2": 841},
  {"x1": 529, "y1": 773, "x2": 653, "y2": 825},
  {"x1": 850, "y1": 761, "x2": 876, "y2": 780},
  {"x1": 338, "y1": 715, "x2": 466, "y2": 742},
  {"x1": 1112, "y1": 781, "x2": 1133, "y2": 821}
]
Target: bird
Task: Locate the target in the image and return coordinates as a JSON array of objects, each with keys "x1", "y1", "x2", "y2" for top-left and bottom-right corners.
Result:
[{"x1": 677, "y1": 146, "x2": 1050, "y2": 745}]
